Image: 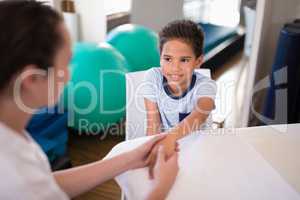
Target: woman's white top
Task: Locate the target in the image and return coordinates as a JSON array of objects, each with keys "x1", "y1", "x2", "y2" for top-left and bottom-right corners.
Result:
[{"x1": 0, "y1": 122, "x2": 69, "y2": 200}]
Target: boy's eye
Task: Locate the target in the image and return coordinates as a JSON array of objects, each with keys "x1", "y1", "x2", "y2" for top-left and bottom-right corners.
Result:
[
  {"x1": 181, "y1": 58, "x2": 190, "y2": 63},
  {"x1": 164, "y1": 57, "x2": 171, "y2": 62}
]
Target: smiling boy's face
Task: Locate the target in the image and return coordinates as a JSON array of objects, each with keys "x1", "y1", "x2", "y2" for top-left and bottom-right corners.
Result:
[{"x1": 160, "y1": 39, "x2": 203, "y2": 94}]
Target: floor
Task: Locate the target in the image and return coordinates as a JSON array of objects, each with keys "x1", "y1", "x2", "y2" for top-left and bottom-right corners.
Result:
[
  {"x1": 69, "y1": 128, "x2": 124, "y2": 200},
  {"x1": 68, "y1": 51, "x2": 248, "y2": 200},
  {"x1": 213, "y1": 52, "x2": 249, "y2": 128}
]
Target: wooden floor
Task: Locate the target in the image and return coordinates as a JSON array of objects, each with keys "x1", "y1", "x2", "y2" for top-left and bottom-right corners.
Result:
[{"x1": 68, "y1": 125, "x2": 125, "y2": 200}]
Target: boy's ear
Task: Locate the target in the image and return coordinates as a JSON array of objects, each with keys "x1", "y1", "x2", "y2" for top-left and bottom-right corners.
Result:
[{"x1": 195, "y1": 55, "x2": 204, "y2": 68}]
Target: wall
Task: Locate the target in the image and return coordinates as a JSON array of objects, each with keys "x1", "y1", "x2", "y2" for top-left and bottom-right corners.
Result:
[
  {"x1": 52, "y1": 0, "x2": 106, "y2": 43},
  {"x1": 130, "y1": 0, "x2": 184, "y2": 32}
]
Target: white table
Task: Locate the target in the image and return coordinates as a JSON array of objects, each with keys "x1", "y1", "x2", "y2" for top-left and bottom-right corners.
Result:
[
  {"x1": 230, "y1": 123, "x2": 300, "y2": 193},
  {"x1": 107, "y1": 123, "x2": 300, "y2": 200}
]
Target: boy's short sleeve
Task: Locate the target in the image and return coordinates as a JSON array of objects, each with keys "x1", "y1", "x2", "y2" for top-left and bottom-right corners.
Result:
[
  {"x1": 142, "y1": 68, "x2": 159, "y2": 103},
  {"x1": 194, "y1": 77, "x2": 217, "y2": 101}
]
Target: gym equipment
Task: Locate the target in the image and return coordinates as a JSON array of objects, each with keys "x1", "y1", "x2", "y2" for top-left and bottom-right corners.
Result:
[
  {"x1": 107, "y1": 24, "x2": 160, "y2": 72},
  {"x1": 61, "y1": 42, "x2": 129, "y2": 133},
  {"x1": 263, "y1": 22, "x2": 300, "y2": 124}
]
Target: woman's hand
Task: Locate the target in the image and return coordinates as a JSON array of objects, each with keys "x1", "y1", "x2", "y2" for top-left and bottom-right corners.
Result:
[
  {"x1": 146, "y1": 133, "x2": 178, "y2": 179},
  {"x1": 146, "y1": 146, "x2": 179, "y2": 200},
  {"x1": 127, "y1": 134, "x2": 167, "y2": 169}
]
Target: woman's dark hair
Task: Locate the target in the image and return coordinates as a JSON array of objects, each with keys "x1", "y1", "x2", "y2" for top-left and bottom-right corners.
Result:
[
  {"x1": 0, "y1": 0, "x2": 63, "y2": 91},
  {"x1": 159, "y1": 19, "x2": 204, "y2": 58}
]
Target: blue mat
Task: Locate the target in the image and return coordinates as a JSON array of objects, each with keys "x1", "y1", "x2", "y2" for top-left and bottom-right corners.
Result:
[
  {"x1": 26, "y1": 106, "x2": 68, "y2": 162},
  {"x1": 199, "y1": 23, "x2": 238, "y2": 54}
]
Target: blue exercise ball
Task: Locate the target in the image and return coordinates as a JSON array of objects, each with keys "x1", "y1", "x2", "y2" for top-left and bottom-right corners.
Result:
[
  {"x1": 61, "y1": 42, "x2": 129, "y2": 133},
  {"x1": 107, "y1": 24, "x2": 160, "y2": 72}
]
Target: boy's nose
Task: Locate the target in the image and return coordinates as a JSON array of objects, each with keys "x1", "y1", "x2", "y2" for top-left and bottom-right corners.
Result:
[{"x1": 171, "y1": 62, "x2": 181, "y2": 72}]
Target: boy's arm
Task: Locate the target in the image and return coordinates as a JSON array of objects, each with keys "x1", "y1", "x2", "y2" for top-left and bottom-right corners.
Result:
[
  {"x1": 144, "y1": 98, "x2": 162, "y2": 136},
  {"x1": 147, "y1": 97, "x2": 214, "y2": 178},
  {"x1": 171, "y1": 97, "x2": 214, "y2": 140}
]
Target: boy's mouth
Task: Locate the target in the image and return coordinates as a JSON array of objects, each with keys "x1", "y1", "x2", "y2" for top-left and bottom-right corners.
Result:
[{"x1": 168, "y1": 74, "x2": 183, "y2": 81}]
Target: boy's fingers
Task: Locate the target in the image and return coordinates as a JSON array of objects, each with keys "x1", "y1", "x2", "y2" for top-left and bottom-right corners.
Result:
[
  {"x1": 156, "y1": 146, "x2": 165, "y2": 163},
  {"x1": 149, "y1": 146, "x2": 165, "y2": 179},
  {"x1": 148, "y1": 155, "x2": 156, "y2": 179},
  {"x1": 145, "y1": 150, "x2": 155, "y2": 179},
  {"x1": 145, "y1": 155, "x2": 151, "y2": 165},
  {"x1": 167, "y1": 152, "x2": 179, "y2": 169},
  {"x1": 146, "y1": 144, "x2": 164, "y2": 179},
  {"x1": 145, "y1": 150, "x2": 154, "y2": 165},
  {"x1": 149, "y1": 164, "x2": 154, "y2": 179},
  {"x1": 146, "y1": 144, "x2": 157, "y2": 162}
]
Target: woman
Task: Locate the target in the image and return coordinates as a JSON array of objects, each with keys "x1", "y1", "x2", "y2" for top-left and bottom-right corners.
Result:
[{"x1": 0, "y1": 1, "x2": 178, "y2": 199}]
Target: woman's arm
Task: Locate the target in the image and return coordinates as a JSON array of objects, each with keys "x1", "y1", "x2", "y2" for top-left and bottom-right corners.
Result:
[
  {"x1": 144, "y1": 98, "x2": 162, "y2": 136},
  {"x1": 146, "y1": 146, "x2": 179, "y2": 200},
  {"x1": 53, "y1": 134, "x2": 166, "y2": 198},
  {"x1": 54, "y1": 152, "x2": 131, "y2": 198}
]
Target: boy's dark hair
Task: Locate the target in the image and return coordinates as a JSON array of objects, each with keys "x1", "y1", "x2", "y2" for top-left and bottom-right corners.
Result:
[
  {"x1": 159, "y1": 19, "x2": 204, "y2": 58},
  {"x1": 0, "y1": 0, "x2": 63, "y2": 92}
]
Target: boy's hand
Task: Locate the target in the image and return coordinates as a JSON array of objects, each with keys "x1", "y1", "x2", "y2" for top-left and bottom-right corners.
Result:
[
  {"x1": 146, "y1": 133, "x2": 179, "y2": 179},
  {"x1": 128, "y1": 134, "x2": 166, "y2": 170}
]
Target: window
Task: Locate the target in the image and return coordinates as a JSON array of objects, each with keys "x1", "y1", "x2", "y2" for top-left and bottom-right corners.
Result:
[
  {"x1": 184, "y1": 0, "x2": 240, "y2": 27},
  {"x1": 104, "y1": 0, "x2": 131, "y2": 15}
]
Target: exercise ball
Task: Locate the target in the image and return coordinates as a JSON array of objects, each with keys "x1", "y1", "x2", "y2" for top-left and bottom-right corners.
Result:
[
  {"x1": 107, "y1": 24, "x2": 160, "y2": 72},
  {"x1": 61, "y1": 42, "x2": 128, "y2": 133}
]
